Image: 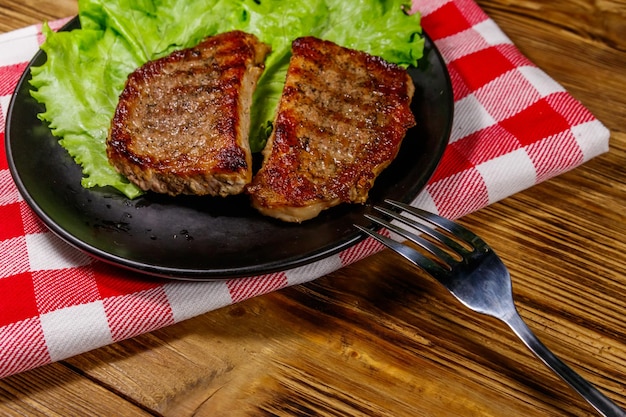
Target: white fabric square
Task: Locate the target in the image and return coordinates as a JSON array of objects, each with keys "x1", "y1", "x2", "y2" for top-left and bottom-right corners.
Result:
[
  {"x1": 1, "y1": 94, "x2": 11, "y2": 122},
  {"x1": 0, "y1": 26, "x2": 39, "y2": 66},
  {"x1": 40, "y1": 301, "x2": 113, "y2": 361},
  {"x1": 25, "y1": 232, "x2": 92, "y2": 271},
  {"x1": 412, "y1": 189, "x2": 440, "y2": 214},
  {"x1": 285, "y1": 254, "x2": 343, "y2": 286},
  {"x1": 163, "y1": 280, "x2": 232, "y2": 323},
  {"x1": 435, "y1": 28, "x2": 490, "y2": 64},
  {"x1": 518, "y1": 66, "x2": 565, "y2": 98},
  {"x1": 422, "y1": 167, "x2": 490, "y2": 219},
  {"x1": 571, "y1": 120, "x2": 610, "y2": 162},
  {"x1": 450, "y1": 94, "x2": 496, "y2": 143},
  {"x1": 475, "y1": 69, "x2": 540, "y2": 122},
  {"x1": 0, "y1": 236, "x2": 30, "y2": 278},
  {"x1": 0, "y1": 169, "x2": 22, "y2": 206},
  {"x1": 473, "y1": 19, "x2": 513, "y2": 46},
  {"x1": 475, "y1": 149, "x2": 537, "y2": 204},
  {"x1": 413, "y1": 0, "x2": 453, "y2": 16}
]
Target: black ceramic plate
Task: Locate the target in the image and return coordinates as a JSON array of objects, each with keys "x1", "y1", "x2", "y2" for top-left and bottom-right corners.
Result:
[{"x1": 6, "y1": 18, "x2": 453, "y2": 279}]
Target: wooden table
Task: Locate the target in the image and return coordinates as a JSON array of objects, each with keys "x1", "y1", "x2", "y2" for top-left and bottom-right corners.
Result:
[{"x1": 1, "y1": 1, "x2": 625, "y2": 416}]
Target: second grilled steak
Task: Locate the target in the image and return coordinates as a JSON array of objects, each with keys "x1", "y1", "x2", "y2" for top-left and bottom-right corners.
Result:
[
  {"x1": 247, "y1": 37, "x2": 416, "y2": 222},
  {"x1": 107, "y1": 31, "x2": 271, "y2": 197}
]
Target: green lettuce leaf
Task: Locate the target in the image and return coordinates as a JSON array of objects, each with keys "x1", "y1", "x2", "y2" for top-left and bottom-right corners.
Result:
[
  {"x1": 30, "y1": 0, "x2": 423, "y2": 198},
  {"x1": 30, "y1": 23, "x2": 144, "y2": 198}
]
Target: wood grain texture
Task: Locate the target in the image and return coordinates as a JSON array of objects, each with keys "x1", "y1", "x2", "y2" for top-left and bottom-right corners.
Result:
[
  {"x1": 1, "y1": 0, "x2": 625, "y2": 416},
  {"x1": 0, "y1": 363, "x2": 150, "y2": 416},
  {"x1": 479, "y1": 0, "x2": 626, "y2": 51},
  {"x1": 0, "y1": 0, "x2": 76, "y2": 32}
]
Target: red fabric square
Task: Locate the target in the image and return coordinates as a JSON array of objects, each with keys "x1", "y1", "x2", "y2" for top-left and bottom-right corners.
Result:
[
  {"x1": 499, "y1": 98, "x2": 571, "y2": 147},
  {"x1": 453, "y1": 124, "x2": 521, "y2": 166},
  {"x1": 429, "y1": 143, "x2": 476, "y2": 183},
  {"x1": 0, "y1": 273, "x2": 39, "y2": 326},
  {"x1": 93, "y1": 262, "x2": 166, "y2": 298},
  {"x1": 526, "y1": 131, "x2": 583, "y2": 182},
  {"x1": 545, "y1": 92, "x2": 596, "y2": 127},
  {"x1": 0, "y1": 202, "x2": 25, "y2": 241},
  {"x1": 103, "y1": 287, "x2": 174, "y2": 341},
  {"x1": 0, "y1": 133, "x2": 8, "y2": 170},
  {"x1": 448, "y1": 64, "x2": 471, "y2": 101},
  {"x1": 227, "y1": 273, "x2": 288, "y2": 303},
  {"x1": 32, "y1": 266, "x2": 100, "y2": 314},
  {"x1": 19, "y1": 202, "x2": 48, "y2": 235},
  {"x1": 0, "y1": 318, "x2": 50, "y2": 378},
  {"x1": 421, "y1": 2, "x2": 472, "y2": 40},
  {"x1": 0, "y1": 62, "x2": 27, "y2": 96},
  {"x1": 427, "y1": 168, "x2": 489, "y2": 219},
  {"x1": 450, "y1": 46, "x2": 517, "y2": 91}
]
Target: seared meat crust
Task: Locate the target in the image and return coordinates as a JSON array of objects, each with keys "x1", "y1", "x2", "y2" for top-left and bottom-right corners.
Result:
[
  {"x1": 247, "y1": 37, "x2": 416, "y2": 222},
  {"x1": 107, "y1": 31, "x2": 271, "y2": 196}
]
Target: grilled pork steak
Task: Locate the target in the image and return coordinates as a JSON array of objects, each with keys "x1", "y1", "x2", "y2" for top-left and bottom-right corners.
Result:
[
  {"x1": 247, "y1": 37, "x2": 416, "y2": 222},
  {"x1": 107, "y1": 31, "x2": 271, "y2": 196}
]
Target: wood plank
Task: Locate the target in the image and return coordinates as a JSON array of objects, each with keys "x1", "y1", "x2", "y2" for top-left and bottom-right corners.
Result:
[
  {"x1": 477, "y1": 0, "x2": 626, "y2": 51},
  {"x1": 0, "y1": 0, "x2": 77, "y2": 32},
  {"x1": 0, "y1": 363, "x2": 150, "y2": 416}
]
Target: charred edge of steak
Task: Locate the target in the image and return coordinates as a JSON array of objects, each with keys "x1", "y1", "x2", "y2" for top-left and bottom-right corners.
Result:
[{"x1": 107, "y1": 30, "x2": 271, "y2": 197}]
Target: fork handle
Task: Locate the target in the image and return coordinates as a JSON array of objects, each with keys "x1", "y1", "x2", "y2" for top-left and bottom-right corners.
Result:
[{"x1": 504, "y1": 312, "x2": 625, "y2": 417}]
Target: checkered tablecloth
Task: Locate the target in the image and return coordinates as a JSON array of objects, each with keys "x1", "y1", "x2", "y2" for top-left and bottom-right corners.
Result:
[{"x1": 0, "y1": 0, "x2": 610, "y2": 378}]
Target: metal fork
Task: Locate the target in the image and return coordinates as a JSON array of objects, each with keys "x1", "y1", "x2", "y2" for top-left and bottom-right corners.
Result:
[{"x1": 355, "y1": 199, "x2": 625, "y2": 417}]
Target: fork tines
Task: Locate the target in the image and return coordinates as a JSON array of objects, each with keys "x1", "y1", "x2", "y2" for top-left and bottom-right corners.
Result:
[{"x1": 354, "y1": 200, "x2": 482, "y2": 277}]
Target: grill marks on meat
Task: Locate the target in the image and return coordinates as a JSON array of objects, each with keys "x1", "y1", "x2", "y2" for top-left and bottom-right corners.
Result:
[
  {"x1": 107, "y1": 31, "x2": 271, "y2": 197},
  {"x1": 247, "y1": 37, "x2": 416, "y2": 222},
  {"x1": 107, "y1": 32, "x2": 415, "y2": 223}
]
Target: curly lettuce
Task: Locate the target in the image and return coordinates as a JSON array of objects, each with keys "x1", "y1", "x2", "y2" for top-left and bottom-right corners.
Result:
[{"x1": 30, "y1": 0, "x2": 423, "y2": 198}]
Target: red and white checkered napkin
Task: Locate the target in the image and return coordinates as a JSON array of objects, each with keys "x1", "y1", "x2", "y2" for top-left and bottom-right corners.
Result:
[{"x1": 0, "y1": 0, "x2": 610, "y2": 378}]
